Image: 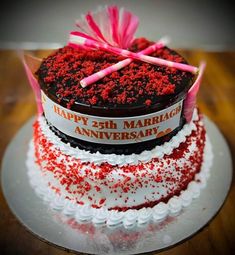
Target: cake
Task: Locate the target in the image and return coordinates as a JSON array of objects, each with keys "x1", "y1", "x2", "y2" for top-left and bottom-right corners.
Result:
[{"x1": 25, "y1": 6, "x2": 213, "y2": 228}]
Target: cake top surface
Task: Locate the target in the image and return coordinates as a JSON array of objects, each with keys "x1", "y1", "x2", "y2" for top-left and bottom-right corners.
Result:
[{"x1": 37, "y1": 38, "x2": 194, "y2": 110}]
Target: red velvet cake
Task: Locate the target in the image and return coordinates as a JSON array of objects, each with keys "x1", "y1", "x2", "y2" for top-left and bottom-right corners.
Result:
[
  {"x1": 25, "y1": 6, "x2": 213, "y2": 227},
  {"x1": 36, "y1": 39, "x2": 193, "y2": 155}
]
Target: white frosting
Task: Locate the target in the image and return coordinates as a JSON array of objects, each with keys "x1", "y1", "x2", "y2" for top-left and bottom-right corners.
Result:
[
  {"x1": 123, "y1": 210, "x2": 138, "y2": 228},
  {"x1": 168, "y1": 196, "x2": 182, "y2": 216},
  {"x1": 75, "y1": 205, "x2": 93, "y2": 222},
  {"x1": 137, "y1": 208, "x2": 152, "y2": 225},
  {"x1": 180, "y1": 190, "x2": 193, "y2": 207},
  {"x1": 187, "y1": 182, "x2": 201, "y2": 198},
  {"x1": 106, "y1": 211, "x2": 124, "y2": 227},
  {"x1": 50, "y1": 195, "x2": 66, "y2": 211},
  {"x1": 26, "y1": 133, "x2": 213, "y2": 228},
  {"x1": 34, "y1": 118, "x2": 208, "y2": 209},
  {"x1": 62, "y1": 201, "x2": 78, "y2": 216},
  {"x1": 152, "y1": 202, "x2": 169, "y2": 222},
  {"x1": 92, "y1": 208, "x2": 108, "y2": 225},
  {"x1": 38, "y1": 109, "x2": 198, "y2": 166}
]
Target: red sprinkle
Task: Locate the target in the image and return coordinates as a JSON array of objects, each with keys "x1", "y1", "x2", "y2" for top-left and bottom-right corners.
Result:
[
  {"x1": 36, "y1": 37, "x2": 193, "y2": 108},
  {"x1": 33, "y1": 113, "x2": 206, "y2": 211}
]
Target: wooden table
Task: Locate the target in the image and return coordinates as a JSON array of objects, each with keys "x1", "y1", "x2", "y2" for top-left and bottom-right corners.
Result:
[{"x1": 0, "y1": 49, "x2": 234, "y2": 255}]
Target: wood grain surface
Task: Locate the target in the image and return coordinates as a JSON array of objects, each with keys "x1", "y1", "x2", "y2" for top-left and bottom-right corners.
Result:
[{"x1": 0, "y1": 49, "x2": 234, "y2": 255}]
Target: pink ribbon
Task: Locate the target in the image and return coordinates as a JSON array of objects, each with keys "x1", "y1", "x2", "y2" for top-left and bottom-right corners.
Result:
[
  {"x1": 75, "y1": 5, "x2": 139, "y2": 48},
  {"x1": 79, "y1": 37, "x2": 169, "y2": 88},
  {"x1": 69, "y1": 5, "x2": 198, "y2": 87},
  {"x1": 184, "y1": 62, "x2": 206, "y2": 123},
  {"x1": 20, "y1": 52, "x2": 43, "y2": 116}
]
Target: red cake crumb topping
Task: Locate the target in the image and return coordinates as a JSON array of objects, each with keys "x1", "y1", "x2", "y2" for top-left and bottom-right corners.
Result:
[
  {"x1": 33, "y1": 113, "x2": 206, "y2": 211},
  {"x1": 37, "y1": 38, "x2": 194, "y2": 108}
]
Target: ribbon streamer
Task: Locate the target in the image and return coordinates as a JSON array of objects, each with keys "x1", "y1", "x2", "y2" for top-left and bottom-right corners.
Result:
[
  {"x1": 184, "y1": 62, "x2": 206, "y2": 123},
  {"x1": 75, "y1": 5, "x2": 139, "y2": 48},
  {"x1": 70, "y1": 5, "x2": 199, "y2": 87},
  {"x1": 69, "y1": 33, "x2": 198, "y2": 74},
  {"x1": 80, "y1": 36, "x2": 170, "y2": 87},
  {"x1": 20, "y1": 52, "x2": 43, "y2": 116}
]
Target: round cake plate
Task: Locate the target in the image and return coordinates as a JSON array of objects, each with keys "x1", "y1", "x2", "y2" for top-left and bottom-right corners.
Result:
[{"x1": 1, "y1": 116, "x2": 233, "y2": 255}]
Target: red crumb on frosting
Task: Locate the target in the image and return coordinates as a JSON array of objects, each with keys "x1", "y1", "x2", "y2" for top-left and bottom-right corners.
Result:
[
  {"x1": 145, "y1": 99, "x2": 152, "y2": 106},
  {"x1": 33, "y1": 113, "x2": 206, "y2": 211},
  {"x1": 36, "y1": 38, "x2": 194, "y2": 108}
]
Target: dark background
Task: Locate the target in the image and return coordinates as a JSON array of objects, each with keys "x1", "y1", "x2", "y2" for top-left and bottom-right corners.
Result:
[{"x1": 0, "y1": 0, "x2": 235, "y2": 49}]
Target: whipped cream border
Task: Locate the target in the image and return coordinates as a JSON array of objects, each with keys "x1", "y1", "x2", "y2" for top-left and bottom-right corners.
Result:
[
  {"x1": 38, "y1": 109, "x2": 198, "y2": 166},
  {"x1": 26, "y1": 134, "x2": 213, "y2": 229}
]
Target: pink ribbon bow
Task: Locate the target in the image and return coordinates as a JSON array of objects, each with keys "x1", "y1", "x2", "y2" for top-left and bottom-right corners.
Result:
[{"x1": 68, "y1": 5, "x2": 198, "y2": 87}]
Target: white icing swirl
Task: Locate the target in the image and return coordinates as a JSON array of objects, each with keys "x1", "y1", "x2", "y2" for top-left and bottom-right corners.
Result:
[
  {"x1": 92, "y1": 208, "x2": 108, "y2": 225},
  {"x1": 180, "y1": 190, "x2": 193, "y2": 207},
  {"x1": 153, "y1": 202, "x2": 169, "y2": 222},
  {"x1": 106, "y1": 211, "x2": 124, "y2": 227},
  {"x1": 43, "y1": 189, "x2": 57, "y2": 203},
  {"x1": 123, "y1": 210, "x2": 138, "y2": 228},
  {"x1": 75, "y1": 205, "x2": 93, "y2": 222},
  {"x1": 187, "y1": 181, "x2": 201, "y2": 198},
  {"x1": 50, "y1": 195, "x2": 66, "y2": 211},
  {"x1": 195, "y1": 172, "x2": 207, "y2": 189},
  {"x1": 168, "y1": 196, "x2": 182, "y2": 216},
  {"x1": 27, "y1": 129, "x2": 213, "y2": 228},
  {"x1": 34, "y1": 185, "x2": 49, "y2": 198},
  {"x1": 62, "y1": 200, "x2": 78, "y2": 216},
  {"x1": 137, "y1": 208, "x2": 152, "y2": 225},
  {"x1": 38, "y1": 109, "x2": 199, "y2": 166}
]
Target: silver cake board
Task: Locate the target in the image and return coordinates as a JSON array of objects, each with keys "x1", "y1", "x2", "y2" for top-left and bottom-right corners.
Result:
[{"x1": 1, "y1": 116, "x2": 233, "y2": 255}]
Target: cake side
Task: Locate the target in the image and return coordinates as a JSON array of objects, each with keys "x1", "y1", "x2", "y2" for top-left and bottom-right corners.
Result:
[
  {"x1": 33, "y1": 110, "x2": 206, "y2": 211},
  {"x1": 27, "y1": 130, "x2": 213, "y2": 227}
]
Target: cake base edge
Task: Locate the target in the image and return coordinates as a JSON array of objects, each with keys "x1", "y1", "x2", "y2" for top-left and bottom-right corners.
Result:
[{"x1": 26, "y1": 135, "x2": 213, "y2": 228}]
